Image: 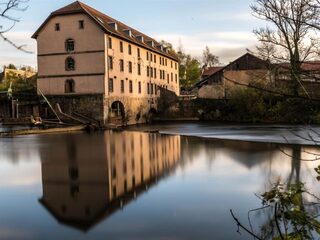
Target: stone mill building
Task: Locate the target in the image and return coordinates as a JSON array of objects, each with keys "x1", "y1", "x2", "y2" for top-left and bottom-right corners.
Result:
[{"x1": 32, "y1": 1, "x2": 179, "y2": 125}]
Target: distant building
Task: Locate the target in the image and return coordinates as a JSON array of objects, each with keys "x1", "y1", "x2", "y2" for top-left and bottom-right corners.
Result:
[
  {"x1": 195, "y1": 53, "x2": 270, "y2": 99},
  {"x1": 32, "y1": 1, "x2": 179, "y2": 125},
  {"x1": 0, "y1": 67, "x2": 36, "y2": 83}
]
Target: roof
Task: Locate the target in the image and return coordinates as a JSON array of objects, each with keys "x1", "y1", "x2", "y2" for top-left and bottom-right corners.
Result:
[
  {"x1": 32, "y1": 1, "x2": 178, "y2": 61},
  {"x1": 195, "y1": 53, "x2": 268, "y2": 88},
  {"x1": 278, "y1": 61, "x2": 320, "y2": 72},
  {"x1": 202, "y1": 66, "x2": 224, "y2": 77}
]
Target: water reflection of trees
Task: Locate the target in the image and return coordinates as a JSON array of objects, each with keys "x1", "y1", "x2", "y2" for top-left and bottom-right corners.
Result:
[
  {"x1": 38, "y1": 131, "x2": 181, "y2": 231},
  {"x1": 231, "y1": 140, "x2": 320, "y2": 239}
]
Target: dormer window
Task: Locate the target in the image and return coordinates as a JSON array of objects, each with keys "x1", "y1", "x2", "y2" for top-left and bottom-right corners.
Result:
[
  {"x1": 136, "y1": 35, "x2": 144, "y2": 42},
  {"x1": 65, "y1": 39, "x2": 74, "y2": 52},
  {"x1": 55, "y1": 23, "x2": 60, "y2": 31},
  {"x1": 147, "y1": 41, "x2": 155, "y2": 47},
  {"x1": 79, "y1": 20, "x2": 84, "y2": 29},
  {"x1": 108, "y1": 22, "x2": 118, "y2": 31},
  {"x1": 65, "y1": 57, "x2": 75, "y2": 71},
  {"x1": 124, "y1": 29, "x2": 132, "y2": 37}
]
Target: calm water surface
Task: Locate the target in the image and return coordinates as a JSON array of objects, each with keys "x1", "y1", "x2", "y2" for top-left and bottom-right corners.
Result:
[{"x1": 0, "y1": 127, "x2": 319, "y2": 240}]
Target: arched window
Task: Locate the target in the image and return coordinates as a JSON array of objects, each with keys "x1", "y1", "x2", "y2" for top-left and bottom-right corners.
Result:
[
  {"x1": 65, "y1": 39, "x2": 74, "y2": 52},
  {"x1": 65, "y1": 57, "x2": 75, "y2": 71},
  {"x1": 65, "y1": 79, "x2": 75, "y2": 93}
]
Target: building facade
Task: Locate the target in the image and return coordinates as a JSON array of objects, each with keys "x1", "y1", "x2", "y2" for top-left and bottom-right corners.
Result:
[{"x1": 32, "y1": 1, "x2": 179, "y2": 125}]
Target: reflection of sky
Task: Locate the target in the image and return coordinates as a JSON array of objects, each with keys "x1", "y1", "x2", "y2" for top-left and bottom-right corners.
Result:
[{"x1": 0, "y1": 131, "x2": 319, "y2": 239}]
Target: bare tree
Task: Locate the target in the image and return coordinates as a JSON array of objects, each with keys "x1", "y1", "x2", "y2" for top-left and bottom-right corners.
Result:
[
  {"x1": 0, "y1": 0, "x2": 31, "y2": 53},
  {"x1": 202, "y1": 46, "x2": 220, "y2": 69},
  {"x1": 251, "y1": 0, "x2": 320, "y2": 96}
]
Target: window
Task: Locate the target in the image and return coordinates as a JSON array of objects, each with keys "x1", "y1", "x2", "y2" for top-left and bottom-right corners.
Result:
[
  {"x1": 160, "y1": 70, "x2": 162, "y2": 79},
  {"x1": 147, "y1": 66, "x2": 150, "y2": 77},
  {"x1": 175, "y1": 74, "x2": 178, "y2": 83},
  {"x1": 150, "y1": 53, "x2": 153, "y2": 62},
  {"x1": 129, "y1": 80, "x2": 133, "y2": 93},
  {"x1": 108, "y1": 37, "x2": 112, "y2": 49},
  {"x1": 146, "y1": 52, "x2": 149, "y2": 61},
  {"x1": 65, "y1": 57, "x2": 75, "y2": 71},
  {"x1": 128, "y1": 44, "x2": 132, "y2": 55},
  {"x1": 65, "y1": 39, "x2": 74, "y2": 52},
  {"x1": 137, "y1": 48, "x2": 140, "y2": 58},
  {"x1": 147, "y1": 83, "x2": 150, "y2": 94},
  {"x1": 150, "y1": 67, "x2": 153, "y2": 78},
  {"x1": 171, "y1": 73, "x2": 173, "y2": 82},
  {"x1": 79, "y1": 20, "x2": 84, "y2": 29},
  {"x1": 175, "y1": 62, "x2": 178, "y2": 70},
  {"x1": 120, "y1": 41, "x2": 123, "y2": 52},
  {"x1": 108, "y1": 78, "x2": 114, "y2": 92},
  {"x1": 151, "y1": 83, "x2": 154, "y2": 95},
  {"x1": 171, "y1": 61, "x2": 173, "y2": 68},
  {"x1": 165, "y1": 59, "x2": 167, "y2": 66},
  {"x1": 55, "y1": 23, "x2": 60, "y2": 31},
  {"x1": 160, "y1": 57, "x2": 162, "y2": 65},
  {"x1": 138, "y1": 81, "x2": 141, "y2": 94},
  {"x1": 120, "y1": 59, "x2": 124, "y2": 72},
  {"x1": 154, "y1": 55, "x2": 157, "y2": 63},
  {"x1": 65, "y1": 79, "x2": 75, "y2": 93},
  {"x1": 108, "y1": 56, "x2": 113, "y2": 70},
  {"x1": 154, "y1": 68, "x2": 157, "y2": 78},
  {"x1": 128, "y1": 61, "x2": 132, "y2": 73},
  {"x1": 121, "y1": 80, "x2": 124, "y2": 93},
  {"x1": 167, "y1": 74, "x2": 169, "y2": 83},
  {"x1": 138, "y1": 64, "x2": 141, "y2": 75}
]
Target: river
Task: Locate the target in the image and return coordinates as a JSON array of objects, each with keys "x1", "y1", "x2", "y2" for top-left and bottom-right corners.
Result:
[{"x1": 0, "y1": 124, "x2": 319, "y2": 239}]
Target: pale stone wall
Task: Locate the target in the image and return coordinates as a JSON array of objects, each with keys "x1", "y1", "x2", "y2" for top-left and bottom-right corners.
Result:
[
  {"x1": 198, "y1": 69, "x2": 270, "y2": 100},
  {"x1": 198, "y1": 85, "x2": 225, "y2": 99},
  {"x1": 36, "y1": 13, "x2": 105, "y2": 96}
]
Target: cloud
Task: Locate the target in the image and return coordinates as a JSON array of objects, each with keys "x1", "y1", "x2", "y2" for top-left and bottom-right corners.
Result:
[{"x1": 153, "y1": 31, "x2": 258, "y2": 64}]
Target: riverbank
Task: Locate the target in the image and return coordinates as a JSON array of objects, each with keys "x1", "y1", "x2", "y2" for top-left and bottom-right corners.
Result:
[{"x1": 0, "y1": 125, "x2": 87, "y2": 137}]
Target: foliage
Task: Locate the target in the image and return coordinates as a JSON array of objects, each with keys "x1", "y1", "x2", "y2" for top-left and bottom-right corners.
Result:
[
  {"x1": 202, "y1": 46, "x2": 220, "y2": 68},
  {"x1": 0, "y1": 71, "x2": 36, "y2": 92},
  {"x1": 6, "y1": 63, "x2": 17, "y2": 70},
  {"x1": 232, "y1": 180, "x2": 320, "y2": 240},
  {"x1": 192, "y1": 87, "x2": 320, "y2": 124},
  {"x1": 178, "y1": 50, "x2": 201, "y2": 88}
]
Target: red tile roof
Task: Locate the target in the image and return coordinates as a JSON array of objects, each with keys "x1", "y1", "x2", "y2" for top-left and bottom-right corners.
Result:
[
  {"x1": 202, "y1": 66, "x2": 224, "y2": 77},
  {"x1": 32, "y1": 1, "x2": 178, "y2": 61},
  {"x1": 278, "y1": 61, "x2": 320, "y2": 72}
]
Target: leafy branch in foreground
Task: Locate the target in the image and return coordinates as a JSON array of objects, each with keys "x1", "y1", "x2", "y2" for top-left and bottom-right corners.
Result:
[{"x1": 231, "y1": 180, "x2": 320, "y2": 239}]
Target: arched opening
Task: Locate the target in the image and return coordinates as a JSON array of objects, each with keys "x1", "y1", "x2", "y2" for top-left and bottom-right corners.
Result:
[
  {"x1": 65, "y1": 39, "x2": 75, "y2": 52},
  {"x1": 147, "y1": 108, "x2": 157, "y2": 124},
  {"x1": 149, "y1": 108, "x2": 157, "y2": 114},
  {"x1": 111, "y1": 101, "x2": 125, "y2": 118},
  {"x1": 65, "y1": 79, "x2": 75, "y2": 93},
  {"x1": 65, "y1": 57, "x2": 75, "y2": 71}
]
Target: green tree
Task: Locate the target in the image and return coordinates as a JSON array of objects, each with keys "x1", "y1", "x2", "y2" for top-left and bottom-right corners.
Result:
[
  {"x1": 6, "y1": 64, "x2": 17, "y2": 70},
  {"x1": 178, "y1": 48, "x2": 201, "y2": 88}
]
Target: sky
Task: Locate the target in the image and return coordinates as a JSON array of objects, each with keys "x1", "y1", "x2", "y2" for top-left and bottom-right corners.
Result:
[{"x1": 0, "y1": 0, "x2": 264, "y2": 68}]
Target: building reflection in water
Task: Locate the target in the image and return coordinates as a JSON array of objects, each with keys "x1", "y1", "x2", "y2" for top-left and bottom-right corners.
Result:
[{"x1": 39, "y1": 131, "x2": 181, "y2": 231}]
